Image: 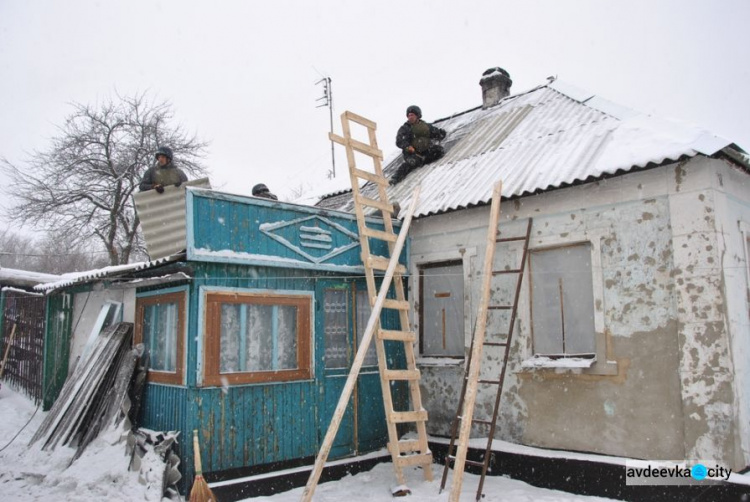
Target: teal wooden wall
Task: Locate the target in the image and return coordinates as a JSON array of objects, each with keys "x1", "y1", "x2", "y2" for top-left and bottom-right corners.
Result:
[{"x1": 137, "y1": 262, "x2": 408, "y2": 490}]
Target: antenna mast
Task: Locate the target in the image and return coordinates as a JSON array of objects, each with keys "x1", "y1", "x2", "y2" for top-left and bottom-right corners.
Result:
[{"x1": 316, "y1": 77, "x2": 335, "y2": 178}]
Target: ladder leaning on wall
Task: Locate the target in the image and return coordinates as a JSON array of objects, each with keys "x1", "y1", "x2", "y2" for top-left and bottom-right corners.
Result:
[
  {"x1": 301, "y1": 111, "x2": 432, "y2": 502},
  {"x1": 439, "y1": 181, "x2": 533, "y2": 501}
]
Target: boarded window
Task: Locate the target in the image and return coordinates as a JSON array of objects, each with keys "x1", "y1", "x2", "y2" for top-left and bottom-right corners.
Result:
[
  {"x1": 204, "y1": 291, "x2": 311, "y2": 386},
  {"x1": 419, "y1": 261, "x2": 464, "y2": 357},
  {"x1": 135, "y1": 291, "x2": 186, "y2": 385},
  {"x1": 530, "y1": 244, "x2": 595, "y2": 355}
]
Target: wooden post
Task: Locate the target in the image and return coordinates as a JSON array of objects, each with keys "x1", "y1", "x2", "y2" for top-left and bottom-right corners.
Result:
[
  {"x1": 449, "y1": 181, "x2": 503, "y2": 501},
  {"x1": 0, "y1": 322, "x2": 18, "y2": 380},
  {"x1": 301, "y1": 186, "x2": 421, "y2": 502}
]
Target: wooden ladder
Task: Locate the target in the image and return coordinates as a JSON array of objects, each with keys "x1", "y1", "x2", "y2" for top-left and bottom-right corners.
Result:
[
  {"x1": 439, "y1": 182, "x2": 533, "y2": 501},
  {"x1": 302, "y1": 111, "x2": 432, "y2": 501}
]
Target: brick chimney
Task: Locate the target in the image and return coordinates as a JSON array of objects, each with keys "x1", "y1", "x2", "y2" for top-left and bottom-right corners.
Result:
[{"x1": 480, "y1": 67, "x2": 512, "y2": 108}]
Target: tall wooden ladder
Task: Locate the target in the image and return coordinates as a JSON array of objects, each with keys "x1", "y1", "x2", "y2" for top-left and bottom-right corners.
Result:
[
  {"x1": 302, "y1": 111, "x2": 432, "y2": 502},
  {"x1": 439, "y1": 182, "x2": 533, "y2": 501}
]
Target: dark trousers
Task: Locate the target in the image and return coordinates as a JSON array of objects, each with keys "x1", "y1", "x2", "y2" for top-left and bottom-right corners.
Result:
[{"x1": 391, "y1": 144, "x2": 445, "y2": 184}]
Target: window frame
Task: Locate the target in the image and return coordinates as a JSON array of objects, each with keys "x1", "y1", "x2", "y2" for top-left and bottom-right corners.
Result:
[
  {"x1": 134, "y1": 289, "x2": 187, "y2": 385},
  {"x1": 203, "y1": 290, "x2": 312, "y2": 386},
  {"x1": 529, "y1": 242, "x2": 597, "y2": 357},
  {"x1": 417, "y1": 259, "x2": 467, "y2": 359}
]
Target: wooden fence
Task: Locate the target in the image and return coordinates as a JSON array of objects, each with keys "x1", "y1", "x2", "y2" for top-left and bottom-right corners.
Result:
[{"x1": 1, "y1": 291, "x2": 46, "y2": 404}]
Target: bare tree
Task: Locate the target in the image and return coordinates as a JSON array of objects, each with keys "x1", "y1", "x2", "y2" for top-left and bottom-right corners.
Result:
[
  {"x1": 0, "y1": 230, "x2": 109, "y2": 274},
  {"x1": 1, "y1": 92, "x2": 209, "y2": 265}
]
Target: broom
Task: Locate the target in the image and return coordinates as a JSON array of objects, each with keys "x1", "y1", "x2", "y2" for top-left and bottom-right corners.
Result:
[{"x1": 189, "y1": 429, "x2": 217, "y2": 502}]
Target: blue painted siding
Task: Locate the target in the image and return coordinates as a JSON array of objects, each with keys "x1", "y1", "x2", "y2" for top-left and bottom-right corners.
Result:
[{"x1": 186, "y1": 190, "x2": 402, "y2": 272}]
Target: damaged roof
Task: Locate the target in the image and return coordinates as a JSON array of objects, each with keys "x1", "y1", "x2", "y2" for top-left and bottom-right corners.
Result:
[
  {"x1": 34, "y1": 254, "x2": 185, "y2": 293},
  {"x1": 316, "y1": 79, "x2": 746, "y2": 217}
]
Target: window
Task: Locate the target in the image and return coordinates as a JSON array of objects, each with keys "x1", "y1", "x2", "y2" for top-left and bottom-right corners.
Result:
[
  {"x1": 419, "y1": 261, "x2": 464, "y2": 357},
  {"x1": 135, "y1": 291, "x2": 186, "y2": 385},
  {"x1": 530, "y1": 243, "x2": 595, "y2": 356},
  {"x1": 324, "y1": 289, "x2": 349, "y2": 369},
  {"x1": 355, "y1": 288, "x2": 377, "y2": 367},
  {"x1": 204, "y1": 291, "x2": 312, "y2": 386}
]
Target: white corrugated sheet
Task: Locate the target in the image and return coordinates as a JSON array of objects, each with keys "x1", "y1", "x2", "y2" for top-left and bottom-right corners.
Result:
[
  {"x1": 34, "y1": 254, "x2": 183, "y2": 292},
  {"x1": 318, "y1": 80, "x2": 735, "y2": 217},
  {"x1": 0, "y1": 268, "x2": 61, "y2": 288}
]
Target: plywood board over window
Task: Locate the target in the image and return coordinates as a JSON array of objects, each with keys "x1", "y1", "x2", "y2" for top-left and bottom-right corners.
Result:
[
  {"x1": 135, "y1": 290, "x2": 186, "y2": 385},
  {"x1": 203, "y1": 291, "x2": 312, "y2": 386}
]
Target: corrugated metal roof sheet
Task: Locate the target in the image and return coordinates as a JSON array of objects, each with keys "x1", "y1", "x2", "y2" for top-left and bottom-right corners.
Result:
[
  {"x1": 317, "y1": 80, "x2": 736, "y2": 217},
  {"x1": 133, "y1": 178, "x2": 211, "y2": 260},
  {"x1": 34, "y1": 254, "x2": 183, "y2": 292}
]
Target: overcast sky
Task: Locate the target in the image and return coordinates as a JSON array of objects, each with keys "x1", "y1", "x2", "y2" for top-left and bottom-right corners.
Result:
[{"x1": 1, "y1": 0, "x2": 748, "y2": 229}]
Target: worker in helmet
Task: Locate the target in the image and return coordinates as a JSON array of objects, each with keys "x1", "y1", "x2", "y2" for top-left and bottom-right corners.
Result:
[
  {"x1": 391, "y1": 105, "x2": 447, "y2": 185},
  {"x1": 139, "y1": 146, "x2": 189, "y2": 193},
  {"x1": 252, "y1": 183, "x2": 278, "y2": 201}
]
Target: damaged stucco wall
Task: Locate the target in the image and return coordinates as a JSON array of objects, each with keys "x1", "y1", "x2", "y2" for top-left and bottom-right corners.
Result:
[
  {"x1": 671, "y1": 157, "x2": 750, "y2": 469},
  {"x1": 409, "y1": 156, "x2": 749, "y2": 469}
]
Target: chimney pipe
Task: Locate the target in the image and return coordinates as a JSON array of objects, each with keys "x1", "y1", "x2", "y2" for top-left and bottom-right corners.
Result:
[{"x1": 480, "y1": 67, "x2": 512, "y2": 109}]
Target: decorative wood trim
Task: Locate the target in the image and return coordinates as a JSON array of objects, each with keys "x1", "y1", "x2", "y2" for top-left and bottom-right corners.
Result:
[
  {"x1": 134, "y1": 290, "x2": 186, "y2": 385},
  {"x1": 202, "y1": 291, "x2": 312, "y2": 387}
]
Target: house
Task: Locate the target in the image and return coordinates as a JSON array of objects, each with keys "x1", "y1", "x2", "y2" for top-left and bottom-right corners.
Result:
[
  {"x1": 316, "y1": 68, "x2": 750, "y2": 472},
  {"x1": 32, "y1": 188, "x2": 409, "y2": 496}
]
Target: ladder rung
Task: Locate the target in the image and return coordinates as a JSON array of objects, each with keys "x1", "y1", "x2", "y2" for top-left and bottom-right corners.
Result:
[
  {"x1": 382, "y1": 299, "x2": 410, "y2": 311},
  {"x1": 394, "y1": 452, "x2": 432, "y2": 467},
  {"x1": 355, "y1": 194, "x2": 394, "y2": 213},
  {"x1": 464, "y1": 459, "x2": 485, "y2": 468},
  {"x1": 472, "y1": 418, "x2": 494, "y2": 425},
  {"x1": 492, "y1": 269, "x2": 522, "y2": 275},
  {"x1": 347, "y1": 138, "x2": 384, "y2": 160},
  {"x1": 384, "y1": 369, "x2": 421, "y2": 381},
  {"x1": 367, "y1": 255, "x2": 406, "y2": 274},
  {"x1": 394, "y1": 439, "x2": 422, "y2": 453},
  {"x1": 477, "y1": 379, "x2": 500, "y2": 385},
  {"x1": 496, "y1": 236, "x2": 527, "y2": 243},
  {"x1": 378, "y1": 329, "x2": 416, "y2": 342},
  {"x1": 390, "y1": 410, "x2": 428, "y2": 423},
  {"x1": 488, "y1": 305, "x2": 512, "y2": 310},
  {"x1": 483, "y1": 341, "x2": 508, "y2": 347},
  {"x1": 362, "y1": 227, "x2": 398, "y2": 242},
  {"x1": 352, "y1": 167, "x2": 388, "y2": 185}
]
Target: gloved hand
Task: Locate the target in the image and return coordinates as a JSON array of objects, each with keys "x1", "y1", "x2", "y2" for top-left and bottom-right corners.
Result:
[
  {"x1": 155, "y1": 184, "x2": 165, "y2": 194},
  {"x1": 174, "y1": 181, "x2": 182, "y2": 187}
]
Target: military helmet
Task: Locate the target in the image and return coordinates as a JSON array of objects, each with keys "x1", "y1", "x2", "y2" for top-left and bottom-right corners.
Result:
[
  {"x1": 406, "y1": 105, "x2": 422, "y2": 118},
  {"x1": 154, "y1": 146, "x2": 173, "y2": 161},
  {"x1": 252, "y1": 183, "x2": 270, "y2": 196}
]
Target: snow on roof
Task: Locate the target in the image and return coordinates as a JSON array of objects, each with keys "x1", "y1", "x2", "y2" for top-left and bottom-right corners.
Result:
[
  {"x1": 34, "y1": 254, "x2": 184, "y2": 293},
  {"x1": 318, "y1": 78, "x2": 741, "y2": 217},
  {"x1": 0, "y1": 267, "x2": 62, "y2": 288}
]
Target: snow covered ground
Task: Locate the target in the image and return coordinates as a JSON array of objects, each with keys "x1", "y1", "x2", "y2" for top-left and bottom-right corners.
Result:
[{"x1": 0, "y1": 384, "x2": 621, "y2": 501}]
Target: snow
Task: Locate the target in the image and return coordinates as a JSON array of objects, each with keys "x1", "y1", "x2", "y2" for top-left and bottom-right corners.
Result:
[
  {"x1": 2, "y1": 384, "x2": 749, "y2": 500},
  {"x1": 0, "y1": 384, "x2": 625, "y2": 501}
]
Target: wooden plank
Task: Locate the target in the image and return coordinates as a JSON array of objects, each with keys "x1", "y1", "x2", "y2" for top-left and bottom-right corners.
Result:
[
  {"x1": 301, "y1": 186, "x2": 421, "y2": 502},
  {"x1": 343, "y1": 110, "x2": 377, "y2": 129},
  {"x1": 383, "y1": 369, "x2": 421, "y2": 381},
  {"x1": 355, "y1": 194, "x2": 393, "y2": 213},
  {"x1": 352, "y1": 167, "x2": 389, "y2": 185},
  {"x1": 368, "y1": 255, "x2": 406, "y2": 274},
  {"x1": 449, "y1": 181, "x2": 503, "y2": 502},
  {"x1": 394, "y1": 452, "x2": 433, "y2": 467},
  {"x1": 381, "y1": 299, "x2": 410, "y2": 311},
  {"x1": 395, "y1": 439, "x2": 422, "y2": 453},
  {"x1": 377, "y1": 329, "x2": 416, "y2": 342},
  {"x1": 361, "y1": 227, "x2": 397, "y2": 243},
  {"x1": 389, "y1": 410, "x2": 429, "y2": 423},
  {"x1": 327, "y1": 133, "x2": 383, "y2": 159}
]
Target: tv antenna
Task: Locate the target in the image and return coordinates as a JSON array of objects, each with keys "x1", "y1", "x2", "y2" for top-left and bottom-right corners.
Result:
[{"x1": 316, "y1": 77, "x2": 335, "y2": 178}]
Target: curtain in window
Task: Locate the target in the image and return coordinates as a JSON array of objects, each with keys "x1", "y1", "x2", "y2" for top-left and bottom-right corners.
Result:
[{"x1": 143, "y1": 302, "x2": 178, "y2": 372}]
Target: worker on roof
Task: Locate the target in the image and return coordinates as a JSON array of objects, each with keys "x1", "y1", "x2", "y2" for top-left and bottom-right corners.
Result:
[
  {"x1": 391, "y1": 105, "x2": 446, "y2": 185},
  {"x1": 139, "y1": 146, "x2": 188, "y2": 193},
  {"x1": 252, "y1": 183, "x2": 278, "y2": 200}
]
